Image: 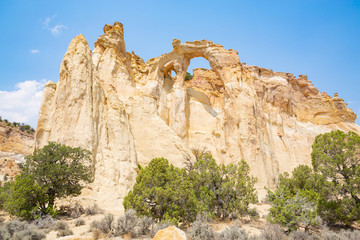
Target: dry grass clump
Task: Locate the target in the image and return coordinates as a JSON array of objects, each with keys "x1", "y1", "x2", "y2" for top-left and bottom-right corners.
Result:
[
  {"x1": 32, "y1": 215, "x2": 57, "y2": 231},
  {"x1": 85, "y1": 203, "x2": 103, "y2": 216},
  {"x1": 187, "y1": 214, "x2": 216, "y2": 240},
  {"x1": 321, "y1": 228, "x2": 360, "y2": 240},
  {"x1": 74, "y1": 218, "x2": 85, "y2": 227},
  {"x1": 69, "y1": 203, "x2": 86, "y2": 218},
  {"x1": 53, "y1": 220, "x2": 73, "y2": 238},
  {"x1": 260, "y1": 223, "x2": 286, "y2": 240},
  {"x1": 0, "y1": 220, "x2": 46, "y2": 240},
  {"x1": 90, "y1": 209, "x2": 157, "y2": 239},
  {"x1": 90, "y1": 214, "x2": 114, "y2": 237},
  {"x1": 289, "y1": 231, "x2": 321, "y2": 240},
  {"x1": 218, "y1": 225, "x2": 249, "y2": 240}
]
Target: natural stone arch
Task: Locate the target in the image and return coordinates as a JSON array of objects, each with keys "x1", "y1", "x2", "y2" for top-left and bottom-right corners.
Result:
[{"x1": 147, "y1": 39, "x2": 241, "y2": 90}]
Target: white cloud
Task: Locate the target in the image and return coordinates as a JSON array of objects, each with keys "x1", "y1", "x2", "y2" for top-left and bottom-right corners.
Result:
[
  {"x1": 51, "y1": 24, "x2": 67, "y2": 35},
  {"x1": 30, "y1": 49, "x2": 40, "y2": 54},
  {"x1": 42, "y1": 15, "x2": 67, "y2": 36},
  {"x1": 0, "y1": 80, "x2": 46, "y2": 128}
]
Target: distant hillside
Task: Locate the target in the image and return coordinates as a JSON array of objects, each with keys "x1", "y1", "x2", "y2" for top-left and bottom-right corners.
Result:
[{"x1": 0, "y1": 117, "x2": 35, "y2": 181}]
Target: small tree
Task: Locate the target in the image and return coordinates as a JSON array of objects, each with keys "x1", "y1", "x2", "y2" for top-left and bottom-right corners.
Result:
[
  {"x1": 25, "y1": 142, "x2": 92, "y2": 208},
  {"x1": 311, "y1": 130, "x2": 360, "y2": 225},
  {"x1": 124, "y1": 155, "x2": 258, "y2": 224},
  {"x1": 1, "y1": 142, "x2": 92, "y2": 219}
]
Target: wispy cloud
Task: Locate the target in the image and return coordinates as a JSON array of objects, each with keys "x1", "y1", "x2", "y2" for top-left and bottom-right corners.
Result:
[
  {"x1": 30, "y1": 49, "x2": 40, "y2": 54},
  {"x1": 0, "y1": 80, "x2": 46, "y2": 128},
  {"x1": 42, "y1": 15, "x2": 67, "y2": 36},
  {"x1": 51, "y1": 24, "x2": 67, "y2": 35}
]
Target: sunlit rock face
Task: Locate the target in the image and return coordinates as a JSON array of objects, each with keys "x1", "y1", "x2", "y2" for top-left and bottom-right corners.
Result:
[{"x1": 36, "y1": 22, "x2": 360, "y2": 209}]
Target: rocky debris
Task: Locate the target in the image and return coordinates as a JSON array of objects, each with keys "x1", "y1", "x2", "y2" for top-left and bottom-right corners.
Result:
[
  {"x1": 35, "y1": 22, "x2": 360, "y2": 209},
  {"x1": 152, "y1": 226, "x2": 187, "y2": 240}
]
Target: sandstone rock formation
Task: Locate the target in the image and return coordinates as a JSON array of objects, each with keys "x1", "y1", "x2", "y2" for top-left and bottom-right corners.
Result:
[
  {"x1": 36, "y1": 22, "x2": 360, "y2": 209},
  {"x1": 152, "y1": 226, "x2": 187, "y2": 240}
]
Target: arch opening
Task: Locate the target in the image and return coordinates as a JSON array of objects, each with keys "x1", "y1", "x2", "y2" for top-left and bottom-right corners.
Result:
[{"x1": 187, "y1": 57, "x2": 211, "y2": 77}]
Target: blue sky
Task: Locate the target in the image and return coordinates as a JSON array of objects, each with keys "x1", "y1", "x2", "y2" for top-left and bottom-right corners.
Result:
[{"x1": 0, "y1": 0, "x2": 359, "y2": 127}]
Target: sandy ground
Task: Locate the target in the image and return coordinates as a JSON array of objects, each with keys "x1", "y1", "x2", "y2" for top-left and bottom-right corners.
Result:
[{"x1": 1, "y1": 203, "x2": 272, "y2": 239}]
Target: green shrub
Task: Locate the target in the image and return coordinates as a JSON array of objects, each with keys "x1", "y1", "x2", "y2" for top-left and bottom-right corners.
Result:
[
  {"x1": 185, "y1": 72, "x2": 193, "y2": 81},
  {"x1": 268, "y1": 131, "x2": 360, "y2": 229},
  {"x1": 123, "y1": 158, "x2": 198, "y2": 224},
  {"x1": 189, "y1": 155, "x2": 258, "y2": 219},
  {"x1": 1, "y1": 174, "x2": 49, "y2": 220}
]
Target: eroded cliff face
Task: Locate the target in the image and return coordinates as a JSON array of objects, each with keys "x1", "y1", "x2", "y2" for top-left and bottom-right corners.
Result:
[{"x1": 36, "y1": 22, "x2": 360, "y2": 208}]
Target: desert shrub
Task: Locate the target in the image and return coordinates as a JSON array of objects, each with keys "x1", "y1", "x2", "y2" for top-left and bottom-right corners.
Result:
[
  {"x1": 187, "y1": 215, "x2": 216, "y2": 240},
  {"x1": 85, "y1": 203, "x2": 102, "y2": 216},
  {"x1": 0, "y1": 220, "x2": 46, "y2": 240},
  {"x1": 56, "y1": 228, "x2": 73, "y2": 237},
  {"x1": 150, "y1": 221, "x2": 172, "y2": 237},
  {"x1": 260, "y1": 224, "x2": 286, "y2": 240},
  {"x1": 218, "y1": 225, "x2": 249, "y2": 240},
  {"x1": 136, "y1": 216, "x2": 154, "y2": 236},
  {"x1": 114, "y1": 209, "x2": 138, "y2": 237},
  {"x1": 53, "y1": 221, "x2": 73, "y2": 237},
  {"x1": 32, "y1": 215, "x2": 57, "y2": 229},
  {"x1": 338, "y1": 229, "x2": 360, "y2": 240},
  {"x1": 289, "y1": 231, "x2": 321, "y2": 240},
  {"x1": 70, "y1": 204, "x2": 85, "y2": 218},
  {"x1": 321, "y1": 228, "x2": 360, "y2": 240},
  {"x1": 90, "y1": 214, "x2": 114, "y2": 236},
  {"x1": 12, "y1": 224, "x2": 46, "y2": 240},
  {"x1": 89, "y1": 210, "x2": 156, "y2": 238},
  {"x1": 74, "y1": 218, "x2": 85, "y2": 226}
]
